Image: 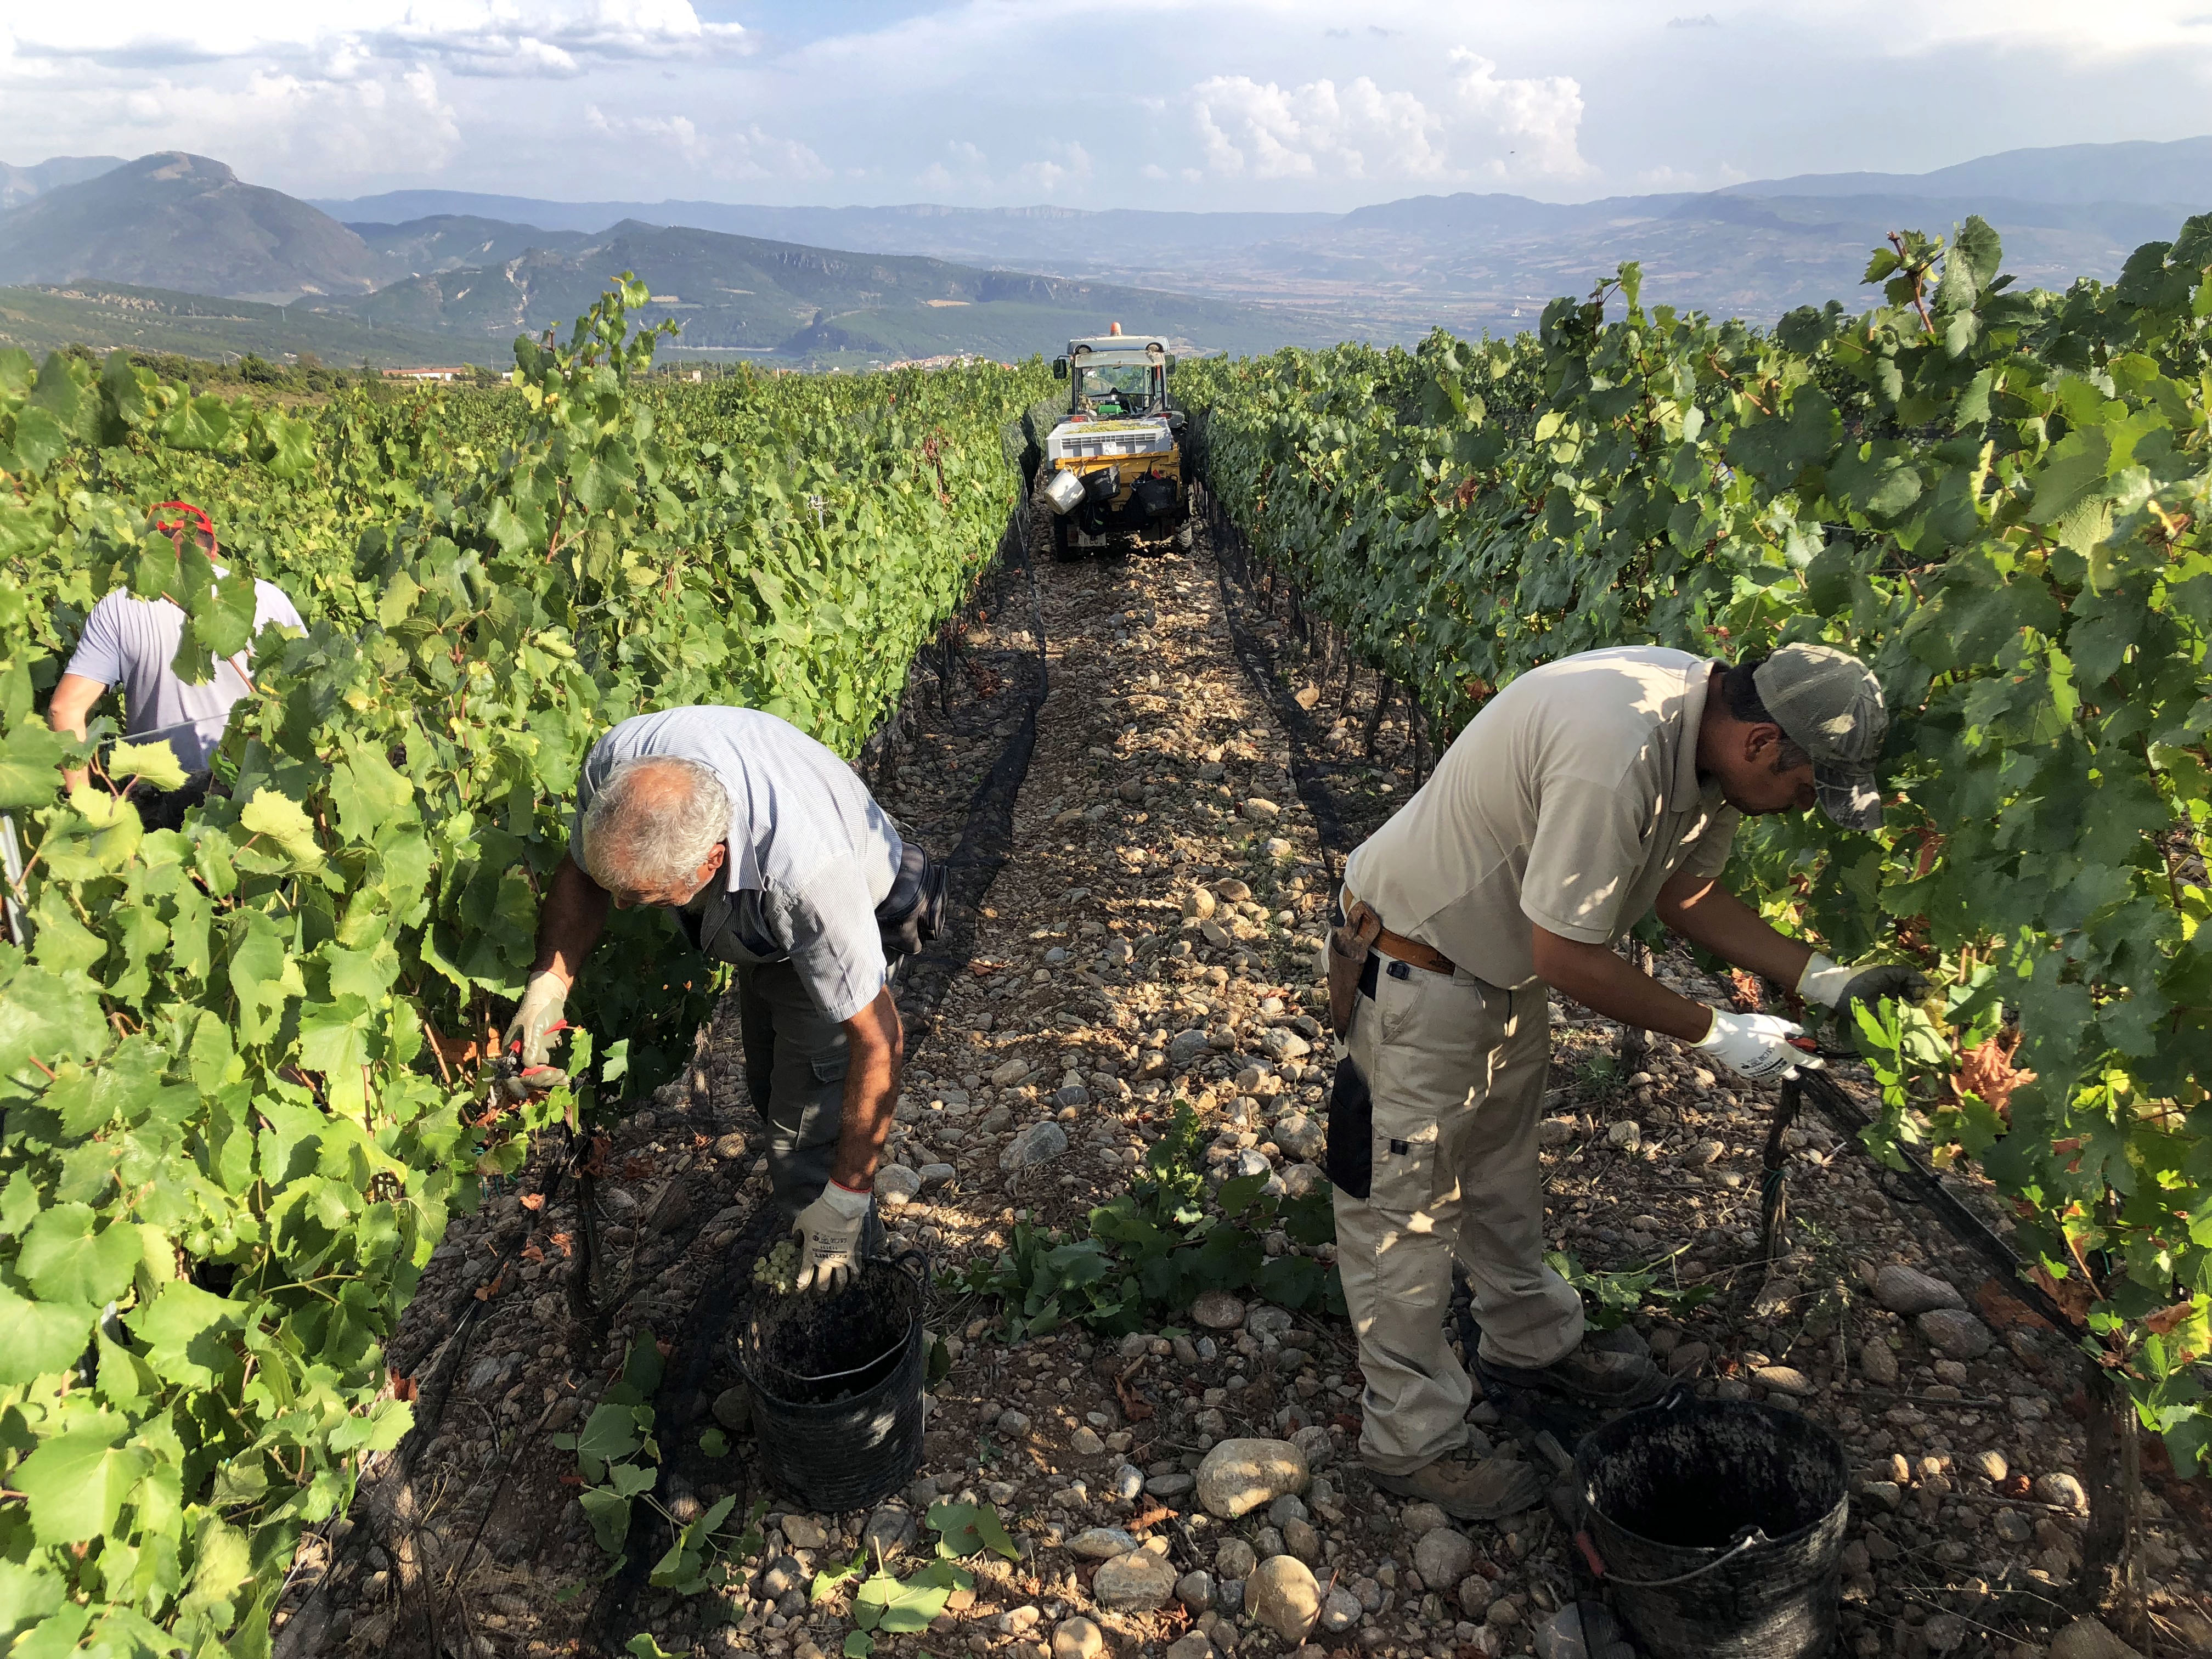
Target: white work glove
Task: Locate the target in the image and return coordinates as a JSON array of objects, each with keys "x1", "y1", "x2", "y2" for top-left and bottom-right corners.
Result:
[
  {"x1": 792, "y1": 1179, "x2": 873, "y2": 1295},
  {"x1": 1695, "y1": 1008, "x2": 1819, "y2": 1082},
  {"x1": 501, "y1": 971, "x2": 570, "y2": 1097},
  {"x1": 1798, "y1": 953, "x2": 1928, "y2": 1019}
]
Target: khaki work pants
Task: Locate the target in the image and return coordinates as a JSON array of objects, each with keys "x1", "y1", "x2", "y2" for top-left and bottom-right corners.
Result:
[{"x1": 1330, "y1": 954, "x2": 1585, "y2": 1474}]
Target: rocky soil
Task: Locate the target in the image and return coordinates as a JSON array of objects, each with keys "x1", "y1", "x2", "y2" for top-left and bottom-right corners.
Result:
[{"x1": 272, "y1": 516, "x2": 2212, "y2": 1659}]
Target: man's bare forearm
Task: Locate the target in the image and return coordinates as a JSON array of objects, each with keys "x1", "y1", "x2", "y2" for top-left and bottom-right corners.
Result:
[
  {"x1": 831, "y1": 984, "x2": 904, "y2": 1189},
  {"x1": 47, "y1": 673, "x2": 103, "y2": 794},
  {"x1": 1654, "y1": 872, "x2": 1814, "y2": 988},
  {"x1": 531, "y1": 852, "x2": 611, "y2": 986},
  {"x1": 1531, "y1": 925, "x2": 1715, "y2": 1042}
]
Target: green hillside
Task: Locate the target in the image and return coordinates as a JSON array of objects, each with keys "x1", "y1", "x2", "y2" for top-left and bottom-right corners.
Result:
[
  {"x1": 0, "y1": 281, "x2": 476, "y2": 366},
  {"x1": 307, "y1": 221, "x2": 1343, "y2": 363}
]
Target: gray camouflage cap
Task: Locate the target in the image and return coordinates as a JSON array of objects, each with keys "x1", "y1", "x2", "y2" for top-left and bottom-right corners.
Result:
[{"x1": 1752, "y1": 644, "x2": 1887, "y2": 831}]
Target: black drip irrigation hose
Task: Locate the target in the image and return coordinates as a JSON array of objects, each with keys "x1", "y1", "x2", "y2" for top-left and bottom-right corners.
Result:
[{"x1": 590, "y1": 504, "x2": 1051, "y2": 1652}]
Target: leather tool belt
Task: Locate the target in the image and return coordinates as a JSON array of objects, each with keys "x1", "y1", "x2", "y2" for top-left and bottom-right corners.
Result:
[{"x1": 1327, "y1": 889, "x2": 1458, "y2": 1035}]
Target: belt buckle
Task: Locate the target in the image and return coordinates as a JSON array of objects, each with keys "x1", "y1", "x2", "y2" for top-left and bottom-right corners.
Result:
[{"x1": 1386, "y1": 959, "x2": 1412, "y2": 981}]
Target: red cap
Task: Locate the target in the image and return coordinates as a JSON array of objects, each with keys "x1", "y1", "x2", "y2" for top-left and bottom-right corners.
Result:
[{"x1": 150, "y1": 500, "x2": 217, "y2": 558}]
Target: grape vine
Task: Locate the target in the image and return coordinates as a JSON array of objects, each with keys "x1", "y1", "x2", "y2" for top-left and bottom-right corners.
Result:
[
  {"x1": 1184, "y1": 216, "x2": 2212, "y2": 1467},
  {"x1": 0, "y1": 276, "x2": 1045, "y2": 1655}
]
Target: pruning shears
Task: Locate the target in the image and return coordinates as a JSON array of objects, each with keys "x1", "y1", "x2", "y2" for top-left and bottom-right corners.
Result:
[{"x1": 498, "y1": 1019, "x2": 572, "y2": 1099}]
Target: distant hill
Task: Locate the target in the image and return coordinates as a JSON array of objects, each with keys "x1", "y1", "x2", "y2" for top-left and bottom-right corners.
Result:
[
  {"x1": 1731, "y1": 137, "x2": 2212, "y2": 208},
  {"x1": 0, "y1": 153, "x2": 381, "y2": 302},
  {"x1": 0, "y1": 156, "x2": 123, "y2": 212},
  {"x1": 303, "y1": 220, "x2": 1343, "y2": 363},
  {"x1": 317, "y1": 190, "x2": 1338, "y2": 269},
  {"x1": 352, "y1": 215, "x2": 593, "y2": 282},
  {"x1": 0, "y1": 281, "x2": 477, "y2": 366},
  {"x1": 8, "y1": 133, "x2": 2211, "y2": 369}
]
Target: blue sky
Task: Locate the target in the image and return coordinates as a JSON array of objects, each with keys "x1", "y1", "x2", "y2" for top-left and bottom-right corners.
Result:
[{"x1": 4, "y1": 3, "x2": 2212, "y2": 210}]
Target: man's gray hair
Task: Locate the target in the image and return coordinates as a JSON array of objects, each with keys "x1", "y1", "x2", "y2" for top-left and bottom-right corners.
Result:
[{"x1": 580, "y1": 757, "x2": 729, "y2": 891}]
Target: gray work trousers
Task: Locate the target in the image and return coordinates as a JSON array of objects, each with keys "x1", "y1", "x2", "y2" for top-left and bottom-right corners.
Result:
[
  {"x1": 735, "y1": 958, "x2": 882, "y2": 1248},
  {"x1": 1331, "y1": 953, "x2": 1585, "y2": 1474}
]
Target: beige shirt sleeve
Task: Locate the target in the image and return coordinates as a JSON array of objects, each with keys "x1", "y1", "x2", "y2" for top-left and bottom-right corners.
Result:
[
  {"x1": 1679, "y1": 806, "x2": 1740, "y2": 882},
  {"x1": 1520, "y1": 776, "x2": 1651, "y2": 944}
]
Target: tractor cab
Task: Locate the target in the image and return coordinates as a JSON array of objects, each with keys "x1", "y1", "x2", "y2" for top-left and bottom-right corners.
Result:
[{"x1": 1036, "y1": 326, "x2": 1191, "y2": 556}]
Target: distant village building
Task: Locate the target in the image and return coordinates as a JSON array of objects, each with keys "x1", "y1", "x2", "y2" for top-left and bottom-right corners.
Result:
[{"x1": 380, "y1": 366, "x2": 469, "y2": 382}]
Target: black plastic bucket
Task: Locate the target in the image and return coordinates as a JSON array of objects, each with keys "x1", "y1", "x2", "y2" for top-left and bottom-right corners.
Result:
[
  {"x1": 740, "y1": 1252, "x2": 928, "y2": 1513},
  {"x1": 1575, "y1": 1395, "x2": 1848, "y2": 1659}
]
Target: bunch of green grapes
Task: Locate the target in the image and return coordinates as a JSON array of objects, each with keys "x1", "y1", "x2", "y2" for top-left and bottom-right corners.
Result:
[{"x1": 753, "y1": 1240, "x2": 800, "y2": 1296}]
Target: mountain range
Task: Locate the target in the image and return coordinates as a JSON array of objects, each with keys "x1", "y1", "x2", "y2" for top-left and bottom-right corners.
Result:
[{"x1": 2, "y1": 136, "x2": 2209, "y2": 366}]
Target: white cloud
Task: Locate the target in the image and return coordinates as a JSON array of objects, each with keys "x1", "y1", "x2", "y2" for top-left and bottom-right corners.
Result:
[
  {"x1": 585, "y1": 107, "x2": 828, "y2": 183},
  {"x1": 1192, "y1": 74, "x2": 1448, "y2": 180},
  {"x1": 1190, "y1": 53, "x2": 1587, "y2": 186},
  {"x1": 96, "y1": 63, "x2": 462, "y2": 179},
  {"x1": 5, "y1": 3, "x2": 748, "y2": 78},
  {"x1": 1013, "y1": 142, "x2": 1092, "y2": 196},
  {"x1": 1449, "y1": 52, "x2": 1589, "y2": 178}
]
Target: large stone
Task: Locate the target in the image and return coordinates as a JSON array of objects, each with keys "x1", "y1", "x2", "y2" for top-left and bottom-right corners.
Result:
[
  {"x1": 712, "y1": 1384, "x2": 752, "y2": 1432},
  {"x1": 1318, "y1": 1587, "x2": 1362, "y2": 1634},
  {"x1": 1261, "y1": 1027, "x2": 1312, "y2": 1062},
  {"x1": 1176, "y1": 1570, "x2": 1215, "y2": 1612},
  {"x1": 862, "y1": 1506, "x2": 915, "y2": 1557},
  {"x1": 1169, "y1": 1029, "x2": 1212, "y2": 1066},
  {"x1": 2035, "y1": 1471, "x2": 2089, "y2": 1514},
  {"x1": 1068, "y1": 1527, "x2": 1138, "y2": 1559},
  {"x1": 1246, "y1": 1555, "x2": 1323, "y2": 1641},
  {"x1": 1190, "y1": 1290, "x2": 1247, "y2": 1330},
  {"x1": 1273, "y1": 1113, "x2": 1325, "y2": 1160},
  {"x1": 1412, "y1": 1526, "x2": 1475, "y2": 1587},
  {"x1": 1875, "y1": 1264, "x2": 1965, "y2": 1316},
  {"x1": 2048, "y1": 1617, "x2": 2145, "y2": 1659},
  {"x1": 781, "y1": 1515, "x2": 828, "y2": 1550},
  {"x1": 1858, "y1": 1338, "x2": 1900, "y2": 1386},
  {"x1": 1092, "y1": 1544, "x2": 1180, "y2": 1612},
  {"x1": 1195, "y1": 1438, "x2": 1310, "y2": 1518},
  {"x1": 1214, "y1": 1538, "x2": 1259, "y2": 1580},
  {"x1": 1752, "y1": 1364, "x2": 1816, "y2": 1398},
  {"x1": 991, "y1": 1057, "x2": 1033, "y2": 1087},
  {"x1": 1243, "y1": 798, "x2": 1282, "y2": 823},
  {"x1": 1183, "y1": 888, "x2": 1219, "y2": 919},
  {"x1": 1053, "y1": 1617, "x2": 1105, "y2": 1659},
  {"x1": 1917, "y1": 1307, "x2": 1992, "y2": 1361},
  {"x1": 1000, "y1": 1121, "x2": 1069, "y2": 1172},
  {"x1": 875, "y1": 1165, "x2": 923, "y2": 1206}
]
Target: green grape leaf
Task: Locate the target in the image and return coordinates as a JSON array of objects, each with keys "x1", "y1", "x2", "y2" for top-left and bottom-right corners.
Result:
[
  {"x1": 107, "y1": 740, "x2": 188, "y2": 792},
  {"x1": 17, "y1": 1202, "x2": 143, "y2": 1305},
  {"x1": 13, "y1": 1422, "x2": 151, "y2": 1544},
  {"x1": 0, "y1": 1287, "x2": 98, "y2": 1384}
]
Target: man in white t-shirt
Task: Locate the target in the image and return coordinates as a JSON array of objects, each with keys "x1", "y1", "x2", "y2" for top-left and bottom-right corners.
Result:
[
  {"x1": 1325, "y1": 643, "x2": 1918, "y2": 1519},
  {"x1": 46, "y1": 503, "x2": 303, "y2": 814}
]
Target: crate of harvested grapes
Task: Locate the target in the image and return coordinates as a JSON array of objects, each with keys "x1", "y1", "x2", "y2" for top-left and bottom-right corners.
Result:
[{"x1": 740, "y1": 1248, "x2": 929, "y2": 1511}]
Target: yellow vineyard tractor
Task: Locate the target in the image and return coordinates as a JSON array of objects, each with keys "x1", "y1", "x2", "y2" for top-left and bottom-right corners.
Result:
[{"x1": 1033, "y1": 326, "x2": 1192, "y2": 558}]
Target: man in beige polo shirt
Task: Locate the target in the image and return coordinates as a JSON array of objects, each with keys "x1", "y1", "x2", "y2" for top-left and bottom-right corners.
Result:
[{"x1": 1326, "y1": 642, "x2": 1916, "y2": 1518}]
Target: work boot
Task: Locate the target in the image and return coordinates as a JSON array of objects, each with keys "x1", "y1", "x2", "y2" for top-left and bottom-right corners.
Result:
[
  {"x1": 1365, "y1": 1449, "x2": 1545, "y2": 1521},
  {"x1": 1481, "y1": 1339, "x2": 1666, "y2": 1407}
]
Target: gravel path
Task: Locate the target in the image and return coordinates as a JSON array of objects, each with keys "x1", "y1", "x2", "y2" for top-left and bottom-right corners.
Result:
[{"x1": 272, "y1": 520, "x2": 2212, "y2": 1659}]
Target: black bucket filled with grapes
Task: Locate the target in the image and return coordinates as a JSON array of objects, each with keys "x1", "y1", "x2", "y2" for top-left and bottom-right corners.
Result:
[{"x1": 740, "y1": 1246, "x2": 929, "y2": 1512}]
